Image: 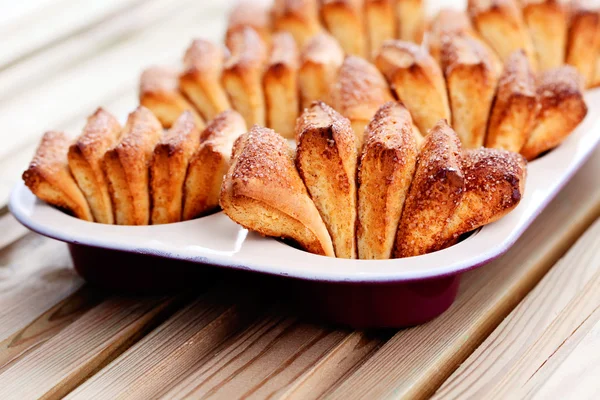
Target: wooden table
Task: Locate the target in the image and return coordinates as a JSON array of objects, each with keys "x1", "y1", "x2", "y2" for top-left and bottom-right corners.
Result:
[{"x1": 1, "y1": 1, "x2": 599, "y2": 399}]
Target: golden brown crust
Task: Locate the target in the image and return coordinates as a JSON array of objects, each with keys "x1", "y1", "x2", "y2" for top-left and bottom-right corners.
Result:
[
  {"x1": 331, "y1": 55, "x2": 393, "y2": 149},
  {"x1": 375, "y1": 40, "x2": 451, "y2": 134},
  {"x1": 139, "y1": 66, "x2": 205, "y2": 129},
  {"x1": 149, "y1": 112, "x2": 201, "y2": 225},
  {"x1": 486, "y1": 50, "x2": 538, "y2": 152},
  {"x1": 68, "y1": 108, "x2": 121, "y2": 224},
  {"x1": 103, "y1": 106, "x2": 163, "y2": 225},
  {"x1": 183, "y1": 110, "x2": 247, "y2": 220},
  {"x1": 426, "y1": 9, "x2": 480, "y2": 65},
  {"x1": 394, "y1": 120, "x2": 464, "y2": 258},
  {"x1": 357, "y1": 102, "x2": 418, "y2": 260},
  {"x1": 321, "y1": 0, "x2": 368, "y2": 58},
  {"x1": 180, "y1": 39, "x2": 231, "y2": 121},
  {"x1": 273, "y1": 0, "x2": 322, "y2": 47},
  {"x1": 295, "y1": 101, "x2": 357, "y2": 259},
  {"x1": 222, "y1": 27, "x2": 268, "y2": 128},
  {"x1": 298, "y1": 32, "x2": 345, "y2": 108},
  {"x1": 220, "y1": 125, "x2": 335, "y2": 257},
  {"x1": 263, "y1": 32, "x2": 300, "y2": 139},
  {"x1": 23, "y1": 131, "x2": 93, "y2": 221},
  {"x1": 225, "y1": 0, "x2": 272, "y2": 48},
  {"x1": 442, "y1": 34, "x2": 499, "y2": 148},
  {"x1": 396, "y1": 0, "x2": 425, "y2": 43},
  {"x1": 566, "y1": 4, "x2": 600, "y2": 87},
  {"x1": 521, "y1": 0, "x2": 569, "y2": 70},
  {"x1": 366, "y1": 0, "x2": 397, "y2": 58},
  {"x1": 468, "y1": 0, "x2": 538, "y2": 69},
  {"x1": 521, "y1": 66, "x2": 588, "y2": 160},
  {"x1": 440, "y1": 148, "x2": 527, "y2": 246}
]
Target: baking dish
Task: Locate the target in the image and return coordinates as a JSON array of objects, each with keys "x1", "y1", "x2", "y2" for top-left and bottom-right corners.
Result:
[{"x1": 9, "y1": 88, "x2": 600, "y2": 328}]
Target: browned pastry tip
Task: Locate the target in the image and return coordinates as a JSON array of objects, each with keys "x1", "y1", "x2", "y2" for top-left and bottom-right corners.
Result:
[
  {"x1": 139, "y1": 66, "x2": 204, "y2": 129},
  {"x1": 440, "y1": 148, "x2": 527, "y2": 246},
  {"x1": 441, "y1": 34, "x2": 499, "y2": 149},
  {"x1": 521, "y1": 65, "x2": 588, "y2": 160},
  {"x1": 68, "y1": 108, "x2": 122, "y2": 224},
  {"x1": 566, "y1": 2, "x2": 600, "y2": 87},
  {"x1": 375, "y1": 40, "x2": 451, "y2": 134},
  {"x1": 468, "y1": 0, "x2": 538, "y2": 69},
  {"x1": 273, "y1": 0, "x2": 322, "y2": 47},
  {"x1": 183, "y1": 110, "x2": 247, "y2": 221},
  {"x1": 222, "y1": 27, "x2": 268, "y2": 128},
  {"x1": 180, "y1": 39, "x2": 231, "y2": 121},
  {"x1": 220, "y1": 125, "x2": 335, "y2": 257},
  {"x1": 321, "y1": 0, "x2": 368, "y2": 58},
  {"x1": 396, "y1": 0, "x2": 426, "y2": 43},
  {"x1": 426, "y1": 8, "x2": 479, "y2": 65},
  {"x1": 263, "y1": 32, "x2": 300, "y2": 139},
  {"x1": 365, "y1": 0, "x2": 397, "y2": 59},
  {"x1": 103, "y1": 106, "x2": 163, "y2": 226},
  {"x1": 298, "y1": 32, "x2": 344, "y2": 108},
  {"x1": 357, "y1": 101, "x2": 419, "y2": 260},
  {"x1": 486, "y1": 50, "x2": 538, "y2": 152},
  {"x1": 521, "y1": 0, "x2": 570, "y2": 71},
  {"x1": 331, "y1": 55, "x2": 394, "y2": 149},
  {"x1": 225, "y1": 0, "x2": 272, "y2": 48},
  {"x1": 23, "y1": 131, "x2": 93, "y2": 222},
  {"x1": 149, "y1": 112, "x2": 201, "y2": 225},
  {"x1": 394, "y1": 120, "x2": 464, "y2": 258},
  {"x1": 295, "y1": 101, "x2": 357, "y2": 259}
]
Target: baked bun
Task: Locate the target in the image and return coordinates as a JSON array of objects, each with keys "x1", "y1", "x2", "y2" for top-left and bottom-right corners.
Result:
[
  {"x1": 298, "y1": 32, "x2": 344, "y2": 108},
  {"x1": 295, "y1": 101, "x2": 357, "y2": 259},
  {"x1": 566, "y1": 2, "x2": 600, "y2": 87},
  {"x1": 23, "y1": 131, "x2": 93, "y2": 221},
  {"x1": 139, "y1": 66, "x2": 204, "y2": 129},
  {"x1": 273, "y1": 0, "x2": 322, "y2": 47},
  {"x1": 331, "y1": 55, "x2": 393, "y2": 149},
  {"x1": 366, "y1": 0, "x2": 397, "y2": 58},
  {"x1": 103, "y1": 106, "x2": 162, "y2": 225},
  {"x1": 394, "y1": 120, "x2": 464, "y2": 258},
  {"x1": 183, "y1": 110, "x2": 247, "y2": 220},
  {"x1": 521, "y1": 0, "x2": 569, "y2": 71},
  {"x1": 426, "y1": 9, "x2": 480, "y2": 65},
  {"x1": 375, "y1": 40, "x2": 451, "y2": 134},
  {"x1": 220, "y1": 125, "x2": 335, "y2": 257},
  {"x1": 225, "y1": 0, "x2": 272, "y2": 48},
  {"x1": 149, "y1": 112, "x2": 201, "y2": 225},
  {"x1": 396, "y1": 0, "x2": 425, "y2": 43},
  {"x1": 67, "y1": 108, "x2": 122, "y2": 224},
  {"x1": 222, "y1": 27, "x2": 268, "y2": 128},
  {"x1": 442, "y1": 34, "x2": 499, "y2": 148},
  {"x1": 468, "y1": 0, "x2": 537, "y2": 69},
  {"x1": 521, "y1": 66, "x2": 588, "y2": 160},
  {"x1": 321, "y1": 0, "x2": 368, "y2": 58},
  {"x1": 486, "y1": 50, "x2": 538, "y2": 152},
  {"x1": 180, "y1": 39, "x2": 231, "y2": 121},
  {"x1": 263, "y1": 32, "x2": 300, "y2": 139},
  {"x1": 357, "y1": 102, "x2": 418, "y2": 260},
  {"x1": 440, "y1": 148, "x2": 526, "y2": 246}
]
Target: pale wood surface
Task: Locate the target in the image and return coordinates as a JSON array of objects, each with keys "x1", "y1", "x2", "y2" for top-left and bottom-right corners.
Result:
[{"x1": 0, "y1": 1, "x2": 599, "y2": 399}]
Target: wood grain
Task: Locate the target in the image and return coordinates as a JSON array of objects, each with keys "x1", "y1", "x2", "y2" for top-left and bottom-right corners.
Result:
[
  {"x1": 0, "y1": 295, "x2": 186, "y2": 400},
  {"x1": 326, "y1": 150, "x2": 600, "y2": 400},
  {"x1": 435, "y1": 218, "x2": 600, "y2": 399}
]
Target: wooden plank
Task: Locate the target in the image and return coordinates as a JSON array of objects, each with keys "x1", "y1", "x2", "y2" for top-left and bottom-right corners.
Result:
[
  {"x1": 0, "y1": 0, "x2": 143, "y2": 68},
  {"x1": 326, "y1": 149, "x2": 600, "y2": 400},
  {"x1": 0, "y1": 295, "x2": 186, "y2": 400},
  {"x1": 65, "y1": 290, "x2": 265, "y2": 400},
  {"x1": 435, "y1": 218, "x2": 600, "y2": 399}
]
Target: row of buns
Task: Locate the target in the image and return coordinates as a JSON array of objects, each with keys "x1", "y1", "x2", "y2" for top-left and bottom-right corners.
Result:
[
  {"x1": 23, "y1": 108, "x2": 246, "y2": 225},
  {"x1": 139, "y1": 0, "x2": 594, "y2": 164},
  {"x1": 221, "y1": 101, "x2": 526, "y2": 259}
]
